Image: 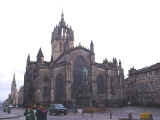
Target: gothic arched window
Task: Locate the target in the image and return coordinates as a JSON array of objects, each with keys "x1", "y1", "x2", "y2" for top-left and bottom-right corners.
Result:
[
  {"x1": 43, "y1": 86, "x2": 50, "y2": 97},
  {"x1": 82, "y1": 67, "x2": 88, "y2": 82},
  {"x1": 55, "y1": 73, "x2": 65, "y2": 103},
  {"x1": 60, "y1": 42, "x2": 62, "y2": 52},
  {"x1": 72, "y1": 55, "x2": 88, "y2": 98},
  {"x1": 96, "y1": 75, "x2": 105, "y2": 94}
]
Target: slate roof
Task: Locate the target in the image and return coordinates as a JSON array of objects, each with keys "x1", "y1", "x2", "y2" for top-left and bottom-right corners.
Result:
[
  {"x1": 53, "y1": 46, "x2": 91, "y2": 64},
  {"x1": 131, "y1": 62, "x2": 160, "y2": 74},
  {"x1": 94, "y1": 63, "x2": 106, "y2": 69}
]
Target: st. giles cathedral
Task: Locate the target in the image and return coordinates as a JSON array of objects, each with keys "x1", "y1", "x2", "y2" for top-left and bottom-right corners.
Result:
[{"x1": 24, "y1": 12, "x2": 124, "y2": 107}]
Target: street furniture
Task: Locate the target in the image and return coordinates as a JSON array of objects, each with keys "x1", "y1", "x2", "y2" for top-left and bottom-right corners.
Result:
[{"x1": 140, "y1": 112, "x2": 153, "y2": 120}]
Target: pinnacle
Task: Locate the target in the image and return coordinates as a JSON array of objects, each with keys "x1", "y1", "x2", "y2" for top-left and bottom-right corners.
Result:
[
  {"x1": 61, "y1": 10, "x2": 64, "y2": 21},
  {"x1": 37, "y1": 48, "x2": 44, "y2": 57}
]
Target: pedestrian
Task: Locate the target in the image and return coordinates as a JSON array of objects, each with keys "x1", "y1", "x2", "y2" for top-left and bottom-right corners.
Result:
[
  {"x1": 30, "y1": 106, "x2": 35, "y2": 120},
  {"x1": 7, "y1": 106, "x2": 11, "y2": 114},
  {"x1": 3, "y1": 105, "x2": 6, "y2": 112},
  {"x1": 39, "y1": 105, "x2": 47, "y2": 120},
  {"x1": 36, "y1": 105, "x2": 42, "y2": 120},
  {"x1": 24, "y1": 106, "x2": 32, "y2": 120},
  {"x1": 33, "y1": 105, "x2": 37, "y2": 120},
  {"x1": 42, "y1": 106, "x2": 48, "y2": 120}
]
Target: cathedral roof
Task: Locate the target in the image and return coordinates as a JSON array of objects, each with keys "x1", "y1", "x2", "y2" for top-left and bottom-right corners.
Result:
[
  {"x1": 95, "y1": 63, "x2": 106, "y2": 70},
  {"x1": 53, "y1": 46, "x2": 91, "y2": 64},
  {"x1": 95, "y1": 61, "x2": 120, "y2": 70},
  {"x1": 39, "y1": 62, "x2": 50, "y2": 69}
]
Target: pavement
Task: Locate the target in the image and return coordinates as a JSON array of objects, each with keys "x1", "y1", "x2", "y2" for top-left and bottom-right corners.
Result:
[
  {"x1": 0, "y1": 106, "x2": 160, "y2": 120},
  {"x1": 0, "y1": 108, "x2": 24, "y2": 119}
]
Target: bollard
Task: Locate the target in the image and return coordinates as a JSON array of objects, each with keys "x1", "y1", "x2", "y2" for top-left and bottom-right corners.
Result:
[
  {"x1": 110, "y1": 112, "x2": 112, "y2": 120},
  {"x1": 128, "y1": 113, "x2": 132, "y2": 120},
  {"x1": 7, "y1": 107, "x2": 11, "y2": 114}
]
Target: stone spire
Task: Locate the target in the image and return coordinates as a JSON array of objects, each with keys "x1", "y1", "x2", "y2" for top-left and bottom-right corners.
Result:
[
  {"x1": 90, "y1": 40, "x2": 95, "y2": 63},
  {"x1": 90, "y1": 40, "x2": 94, "y2": 54},
  {"x1": 12, "y1": 73, "x2": 16, "y2": 87},
  {"x1": 103, "y1": 58, "x2": 108, "y2": 64},
  {"x1": 11, "y1": 73, "x2": 17, "y2": 98},
  {"x1": 61, "y1": 11, "x2": 64, "y2": 22},
  {"x1": 59, "y1": 11, "x2": 65, "y2": 27},
  {"x1": 37, "y1": 48, "x2": 44, "y2": 57},
  {"x1": 11, "y1": 73, "x2": 18, "y2": 105},
  {"x1": 37, "y1": 48, "x2": 44, "y2": 63},
  {"x1": 119, "y1": 60, "x2": 121, "y2": 67},
  {"x1": 27, "y1": 54, "x2": 30, "y2": 64}
]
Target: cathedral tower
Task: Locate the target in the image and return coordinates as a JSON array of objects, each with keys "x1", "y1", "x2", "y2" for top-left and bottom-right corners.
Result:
[{"x1": 51, "y1": 12, "x2": 74, "y2": 61}]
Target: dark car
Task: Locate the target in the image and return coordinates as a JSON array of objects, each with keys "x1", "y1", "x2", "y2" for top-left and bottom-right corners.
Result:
[{"x1": 49, "y1": 104, "x2": 67, "y2": 115}]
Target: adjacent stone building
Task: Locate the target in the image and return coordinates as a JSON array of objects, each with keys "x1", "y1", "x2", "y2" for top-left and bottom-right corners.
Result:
[
  {"x1": 24, "y1": 13, "x2": 124, "y2": 107},
  {"x1": 18, "y1": 86, "x2": 24, "y2": 106},
  {"x1": 125, "y1": 63, "x2": 160, "y2": 106}
]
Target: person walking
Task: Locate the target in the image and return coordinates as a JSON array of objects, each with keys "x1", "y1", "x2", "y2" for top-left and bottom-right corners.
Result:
[
  {"x1": 30, "y1": 107, "x2": 35, "y2": 120},
  {"x1": 36, "y1": 105, "x2": 43, "y2": 120},
  {"x1": 24, "y1": 106, "x2": 32, "y2": 120},
  {"x1": 7, "y1": 106, "x2": 11, "y2": 114},
  {"x1": 42, "y1": 106, "x2": 48, "y2": 120}
]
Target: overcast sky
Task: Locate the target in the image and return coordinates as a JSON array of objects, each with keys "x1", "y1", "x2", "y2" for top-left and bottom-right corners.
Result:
[{"x1": 0, "y1": 0, "x2": 160, "y2": 101}]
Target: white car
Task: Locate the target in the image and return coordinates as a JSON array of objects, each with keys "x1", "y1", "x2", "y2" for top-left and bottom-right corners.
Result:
[{"x1": 8, "y1": 105, "x2": 15, "y2": 108}]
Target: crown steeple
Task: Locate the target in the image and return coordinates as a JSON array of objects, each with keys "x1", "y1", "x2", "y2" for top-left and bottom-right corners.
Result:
[{"x1": 51, "y1": 12, "x2": 74, "y2": 61}]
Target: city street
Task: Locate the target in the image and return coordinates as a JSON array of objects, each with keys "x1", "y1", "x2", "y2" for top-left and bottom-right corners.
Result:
[
  {"x1": 0, "y1": 106, "x2": 160, "y2": 120},
  {"x1": 47, "y1": 106, "x2": 160, "y2": 120}
]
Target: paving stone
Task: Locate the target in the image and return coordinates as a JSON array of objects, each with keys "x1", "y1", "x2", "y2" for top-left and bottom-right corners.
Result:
[{"x1": 1, "y1": 107, "x2": 160, "y2": 120}]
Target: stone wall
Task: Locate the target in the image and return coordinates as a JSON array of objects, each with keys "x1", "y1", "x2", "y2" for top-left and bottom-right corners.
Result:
[{"x1": 126, "y1": 64, "x2": 160, "y2": 106}]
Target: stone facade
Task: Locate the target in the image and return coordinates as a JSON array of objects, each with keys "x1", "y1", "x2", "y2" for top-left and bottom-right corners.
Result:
[
  {"x1": 18, "y1": 86, "x2": 24, "y2": 106},
  {"x1": 24, "y1": 13, "x2": 124, "y2": 107},
  {"x1": 125, "y1": 63, "x2": 160, "y2": 106}
]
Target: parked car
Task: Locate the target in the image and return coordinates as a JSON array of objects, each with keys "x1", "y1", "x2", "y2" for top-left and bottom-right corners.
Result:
[
  {"x1": 49, "y1": 104, "x2": 67, "y2": 115},
  {"x1": 8, "y1": 105, "x2": 15, "y2": 108}
]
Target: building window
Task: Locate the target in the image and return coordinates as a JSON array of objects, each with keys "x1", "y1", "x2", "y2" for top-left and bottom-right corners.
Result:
[
  {"x1": 43, "y1": 87, "x2": 50, "y2": 97},
  {"x1": 60, "y1": 42, "x2": 62, "y2": 52},
  {"x1": 44, "y1": 75, "x2": 49, "y2": 82},
  {"x1": 72, "y1": 55, "x2": 89, "y2": 106},
  {"x1": 96, "y1": 75, "x2": 105, "y2": 94}
]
